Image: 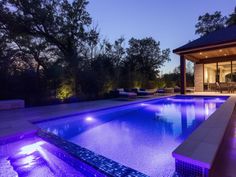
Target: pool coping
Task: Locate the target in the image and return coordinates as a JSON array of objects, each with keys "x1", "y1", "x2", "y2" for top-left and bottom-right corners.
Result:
[
  {"x1": 172, "y1": 95, "x2": 236, "y2": 176},
  {"x1": 31, "y1": 95, "x2": 173, "y2": 124}
]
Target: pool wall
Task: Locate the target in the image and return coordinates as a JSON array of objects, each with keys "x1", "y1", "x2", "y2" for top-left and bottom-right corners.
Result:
[
  {"x1": 173, "y1": 95, "x2": 236, "y2": 177},
  {"x1": 38, "y1": 129, "x2": 148, "y2": 177}
]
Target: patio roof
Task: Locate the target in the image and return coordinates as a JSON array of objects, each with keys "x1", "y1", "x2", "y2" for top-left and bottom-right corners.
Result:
[{"x1": 173, "y1": 25, "x2": 236, "y2": 62}]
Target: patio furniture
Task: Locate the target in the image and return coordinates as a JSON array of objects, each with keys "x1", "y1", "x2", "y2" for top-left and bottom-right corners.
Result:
[
  {"x1": 109, "y1": 88, "x2": 137, "y2": 99},
  {"x1": 174, "y1": 87, "x2": 181, "y2": 93},
  {"x1": 164, "y1": 88, "x2": 174, "y2": 93},
  {"x1": 131, "y1": 88, "x2": 155, "y2": 97},
  {"x1": 157, "y1": 89, "x2": 165, "y2": 95},
  {"x1": 186, "y1": 87, "x2": 195, "y2": 93},
  {"x1": 216, "y1": 82, "x2": 233, "y2": 93}
]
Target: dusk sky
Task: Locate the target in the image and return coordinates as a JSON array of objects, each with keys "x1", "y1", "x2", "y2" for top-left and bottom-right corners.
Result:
[{"x1": 87, "y1": 0, "x2": 236, "y2": 74}]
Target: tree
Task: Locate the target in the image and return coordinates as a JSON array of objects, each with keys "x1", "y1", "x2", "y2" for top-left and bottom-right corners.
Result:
[
  {"x1": 195, "y1": 11, "x2": 227, "y2": 36},
  {"x1": 227, "y1": 7, "x2": 236, "y2": 26},
  {"x1": 99, "y1": 38, "x2": 126, "y2": 88},
  {"x1": 0, "y1": 0, "x2": 99, "y2": 95},
  {"x1": 123, "y1": 37, "x2": 170, "y2": 88}
]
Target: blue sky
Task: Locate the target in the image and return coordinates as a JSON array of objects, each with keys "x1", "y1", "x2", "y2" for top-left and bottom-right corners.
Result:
[{"x1": 87, "y1": 0, "x2": 236, "y2": 73}]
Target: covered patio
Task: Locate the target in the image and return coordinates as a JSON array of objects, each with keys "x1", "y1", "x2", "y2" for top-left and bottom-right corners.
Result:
[{"x1": 173, "y1": 25, "x2": 236, "y2": 94}]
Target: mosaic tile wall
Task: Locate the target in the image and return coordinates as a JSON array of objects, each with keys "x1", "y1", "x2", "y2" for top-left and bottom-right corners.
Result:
[
  {"x1": 175, "y1": 159, "x2": 209, "y2": 177},
  {"x1": 38, "y1": 129, "x2": 149, "y2": 177}
]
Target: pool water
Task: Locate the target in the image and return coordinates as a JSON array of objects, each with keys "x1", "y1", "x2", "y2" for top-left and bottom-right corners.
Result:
[
  {"x1": 38, "y1": 96, "x2": 228, "y2": 177},
  {"x1": 0, "y1": 137, "x2": 85, "y2": 177}
]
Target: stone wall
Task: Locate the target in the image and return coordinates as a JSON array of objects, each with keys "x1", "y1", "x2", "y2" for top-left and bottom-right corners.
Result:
[{"x1": 194, "y1": 64, "x2": 204, "y2": 92}]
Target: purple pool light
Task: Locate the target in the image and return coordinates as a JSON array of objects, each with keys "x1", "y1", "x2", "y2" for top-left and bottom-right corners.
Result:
[
  {"x1": 85, "y1": 116, "x2": 95, "y2": 122},
  {"x1": 0, "y1": 137, "x2": 87, "y2": 177},
  {"x1": 38, "y1": 96, "x2": 228, "y2": 177}
]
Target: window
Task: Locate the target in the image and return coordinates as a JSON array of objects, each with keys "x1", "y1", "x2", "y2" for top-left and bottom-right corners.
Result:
[
  {"x1": 204, "y1": 63, "x2": 216, "y2": 84},
  {"x1": 218, "y1": 62, "x2": 231, "y2": 82},
  {"x1": 232, "y1": 61, "x2": 236, "y2": 82}
]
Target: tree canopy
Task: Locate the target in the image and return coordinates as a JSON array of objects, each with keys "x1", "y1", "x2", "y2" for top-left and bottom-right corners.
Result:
[
  {"x1": 0, "y1": 0, "x2": 170, "y2": 105},
  {"x1": 195, "y1": 7, "x2": 236, "y2": 36},
  {"x1": 227, "y1": 7, "x2": 236, "y2": 26},
  {"x1": 195, "y1": 11, "x2": 227, "y2": 36}
]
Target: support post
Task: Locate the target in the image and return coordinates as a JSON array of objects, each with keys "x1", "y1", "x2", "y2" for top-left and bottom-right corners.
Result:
[{"x1": 180, "y1": 55, "x2": 186, "y2": 94}]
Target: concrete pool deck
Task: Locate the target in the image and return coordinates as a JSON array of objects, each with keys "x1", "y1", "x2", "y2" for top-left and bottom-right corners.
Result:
[{"x1": 0, "y1": 95, "x2": 171, "y2": 142}]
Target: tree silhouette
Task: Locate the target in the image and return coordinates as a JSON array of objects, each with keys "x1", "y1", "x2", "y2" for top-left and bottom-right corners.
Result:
[
  {"x1": 195, "y1": 11, "x2": 227, "y2": 36},
  {"x1": 227, "y1": 7, "x2": 236, "y2": 26}
]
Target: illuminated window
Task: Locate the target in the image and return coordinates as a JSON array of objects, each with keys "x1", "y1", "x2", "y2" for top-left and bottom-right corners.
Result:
[
  {"x1": 218, "y1": 61, "x2": 231, "y2": 82},
  {"x1": 204, "y1": 63, "x2": 216, "y2": 84}
]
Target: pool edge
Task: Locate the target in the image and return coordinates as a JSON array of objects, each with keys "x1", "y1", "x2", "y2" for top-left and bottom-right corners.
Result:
[{"x1": 172, "y1": 95, "x2": 236, "y2": 177}]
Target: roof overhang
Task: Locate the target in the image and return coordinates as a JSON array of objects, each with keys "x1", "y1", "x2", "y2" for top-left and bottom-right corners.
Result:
[{"x1": 173, "y1": 41, "x2": 236, "y2": 62}]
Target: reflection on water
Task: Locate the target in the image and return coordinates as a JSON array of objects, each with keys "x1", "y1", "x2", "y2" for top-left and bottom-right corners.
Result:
[{"x1": 38, "y1": 96, "x2": 227, "y2": 177}]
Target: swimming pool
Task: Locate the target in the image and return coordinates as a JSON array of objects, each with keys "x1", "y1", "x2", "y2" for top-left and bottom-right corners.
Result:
[{"x1": 37, "y1": 95, "x2": 228, "y2": 177}]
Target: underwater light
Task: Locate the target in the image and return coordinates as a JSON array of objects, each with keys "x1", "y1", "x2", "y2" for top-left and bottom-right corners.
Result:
[
  {"x1": 85, "y1": 116, "x2": 94, "y2": 122},
  {"x1": 141, "y1": 103, "x2": 148, "y2": 106},
  {"x1": 19, "y1": 141, "x2": 45, "y2": 155},
  {"x1": 20, "y1": 155, "x2": 36, "y2": 168}
]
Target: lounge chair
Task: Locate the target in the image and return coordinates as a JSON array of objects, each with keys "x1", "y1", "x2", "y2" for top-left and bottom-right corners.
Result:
[
  {"x1": 131, "y1": 88, "x2": 155, "y2": 96},
  {"x1": 164, "y1": 88, "x2": 174, "y2": 93},
  {"x1": 109, "y1": 88, "x2": 137, "y2": 99},
  {"x1": 186, "y1": 87, "x2": 195, "y2": 93},
  {"x1": 174, "y1": 87, "x2": 181, "y2": 93},
  {"x1": 157, "y1": 88, "x2": 165, "y2": 95}
]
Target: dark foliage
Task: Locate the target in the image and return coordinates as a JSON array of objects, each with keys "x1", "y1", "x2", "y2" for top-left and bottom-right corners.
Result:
[
  {"x1": 195, "y1": 11, "x2": 227, "y2": 36},
  {"x1": 227, "y1": 7, "x2": 236, "y2": 26},
  {"x1": 0, "y1": 0, "x2": 170, "y2": 106},
  {"x1": 195, "y1": 7, "x2": 236, "y2": 36}
]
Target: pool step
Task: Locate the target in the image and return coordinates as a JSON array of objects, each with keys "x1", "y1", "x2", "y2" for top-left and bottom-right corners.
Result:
[{"x1": 0, "y1": 156, "x2": 18, "y2": 177}]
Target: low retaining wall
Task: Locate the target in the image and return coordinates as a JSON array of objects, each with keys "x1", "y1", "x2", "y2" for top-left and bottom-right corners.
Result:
[{"x1": 0, "y1": 100, "x2": 25, "y2": 110}]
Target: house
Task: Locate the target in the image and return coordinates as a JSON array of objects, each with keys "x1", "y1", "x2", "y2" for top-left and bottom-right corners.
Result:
[{"x1": 173, "y1": 25, "x2": 236, "y2": 94}]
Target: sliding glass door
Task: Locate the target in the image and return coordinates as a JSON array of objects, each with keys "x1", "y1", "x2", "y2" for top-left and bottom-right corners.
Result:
[
  {"x1": 203, "y1": 60, "x2": 235, "y2": 91},
  {"x1": 218, "y1": 61, "x2": 231, "y2": 83}
]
